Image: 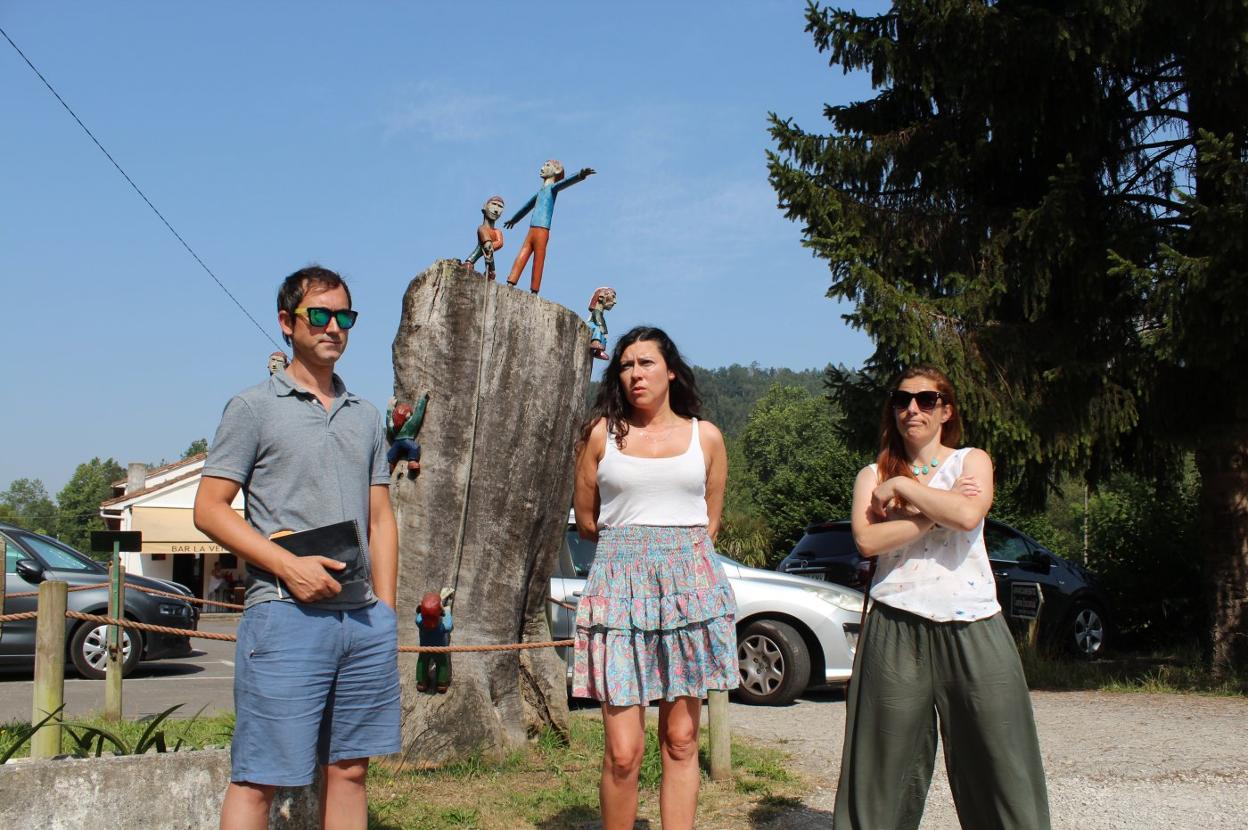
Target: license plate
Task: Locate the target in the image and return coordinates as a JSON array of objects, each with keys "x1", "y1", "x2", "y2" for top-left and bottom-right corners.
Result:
[{"x1": 804, "y1": 572, "x2": 826, "y2": 581}]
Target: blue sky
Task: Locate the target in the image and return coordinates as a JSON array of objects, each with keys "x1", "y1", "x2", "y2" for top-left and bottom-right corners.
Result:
[{"x1": 1, "y1": 2, "x2": 881, "y2": 494}]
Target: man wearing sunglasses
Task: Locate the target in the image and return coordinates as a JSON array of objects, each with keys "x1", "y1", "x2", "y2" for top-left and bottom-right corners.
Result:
[{"x1": 195, "y1": 265, "x2": 399, "y2": 830}]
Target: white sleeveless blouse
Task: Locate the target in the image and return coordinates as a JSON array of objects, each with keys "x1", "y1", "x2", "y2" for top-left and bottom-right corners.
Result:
[
  {"x1": 869, "y1": 447, "x2": 1001, "y2": 622},
  {"x1": 597, "y1": 418, "x2": 710, "y2": 528}
]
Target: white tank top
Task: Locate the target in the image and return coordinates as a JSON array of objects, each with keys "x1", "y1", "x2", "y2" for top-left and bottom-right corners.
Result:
[
  {"x1": 596, "y1": 418, "x2": 710, "y2": 528},
  {"x1": 869, "y1": 447, "x2": 1001, "y2": 622}
]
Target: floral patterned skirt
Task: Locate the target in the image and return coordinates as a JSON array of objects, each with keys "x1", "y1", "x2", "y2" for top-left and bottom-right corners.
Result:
[{"x1": 572, "y1": 526, "x2": 739, "y2": 705}]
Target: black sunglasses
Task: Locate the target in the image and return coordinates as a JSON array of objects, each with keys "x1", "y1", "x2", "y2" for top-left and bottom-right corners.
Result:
[
  {"x1": 890, "y1": 390, "x2": 944, "y2": 411},
  {"x1": 294, "y1": 306, "x2": 358, "y2": 330}
]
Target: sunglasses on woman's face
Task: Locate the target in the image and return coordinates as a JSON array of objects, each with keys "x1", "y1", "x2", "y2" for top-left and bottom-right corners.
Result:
[
  {"x1": 294, "y1": 306, "x2": 358, "y2": 330},
  {"x1": 890, "y1": 390, "x2": 944, "y2": 411}
]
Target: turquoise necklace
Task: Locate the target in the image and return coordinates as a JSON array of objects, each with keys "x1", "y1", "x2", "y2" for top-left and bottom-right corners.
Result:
[{"x1": 911, "y1": 456, "x2": 940, "y2": 476}]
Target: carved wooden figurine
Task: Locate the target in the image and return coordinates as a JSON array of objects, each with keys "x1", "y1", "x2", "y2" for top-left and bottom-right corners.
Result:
[
  {"x1": 464, "y1": 196, "x2": 506, "y2": 279},
  {"x1": 503, "y1": 160, "x2": 595, "y2": 294},
  {"x1": 386, "y1": 393, "x2": 429, "y2": 477},
  {"x1": 415, "y1": 590, "x2": 453, "y2": 693},
  {"x1": 267, "y1": 351, "x2": 289, "y2": 375},
  {"x1": 586, "y1": 286, "x2": 617, "y2": 360}
]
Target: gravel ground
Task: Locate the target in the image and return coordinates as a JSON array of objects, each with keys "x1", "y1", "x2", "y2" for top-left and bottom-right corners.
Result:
[{"x1": 727, "y1": 688, "x2": 1248, "y2": 830}]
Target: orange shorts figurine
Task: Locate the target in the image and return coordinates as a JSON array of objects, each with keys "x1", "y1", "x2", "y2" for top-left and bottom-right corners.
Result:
[
  {"x1": 503, "y1": 160, "x2": 595, "y2": 294},
  {"x1": 464, "y1": 196, "x2": 506, "y2": 279}
]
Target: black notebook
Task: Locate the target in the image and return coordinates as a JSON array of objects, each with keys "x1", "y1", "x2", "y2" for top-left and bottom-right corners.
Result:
[{"x1": 269, "y1": 520, "x2": 364, "y2": 584}]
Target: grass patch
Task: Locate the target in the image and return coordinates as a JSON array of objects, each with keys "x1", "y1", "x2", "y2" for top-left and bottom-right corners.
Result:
[
  {"x1": 0, "y1": 710, "x2": 235, "y2": 760},
  {"x1": 1020, "y1": 644, "x2": 1248, "y2": 696},
  {"x1": 366, "y1": 713, "x2": 806, "y2": 830}
]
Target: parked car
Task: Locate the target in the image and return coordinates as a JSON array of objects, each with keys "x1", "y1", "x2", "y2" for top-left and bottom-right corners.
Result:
[
  {"x1": 1, "y1": 523, "x2": 199, "y2": 679},
  {"x1": 776, "y1": 518, "x2": 1112, "y2": 657},
  {"x1": 549, "y1": 524, "x2": 865, "y2": 706}
]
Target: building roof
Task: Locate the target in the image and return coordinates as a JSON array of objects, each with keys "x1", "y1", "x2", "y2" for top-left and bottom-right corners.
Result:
[
  {"x1": 110, "y1": 453, "x2": 207, "y2": 488},
  {"x1": 100, "y1": 466, "x2": 204, "y2": 509}
]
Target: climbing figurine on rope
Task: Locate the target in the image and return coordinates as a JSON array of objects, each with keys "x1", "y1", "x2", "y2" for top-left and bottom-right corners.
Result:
[
  {"x1": 386, "y1": 393, "x2": 429, "y2": 477},
  {"x1": 415, "y1": 589, "x2": 454, "y2": 693}
]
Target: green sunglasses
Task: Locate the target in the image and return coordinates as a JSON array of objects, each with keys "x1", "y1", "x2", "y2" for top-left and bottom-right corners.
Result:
[{"x1": 294, "y1": 306, "x2": 358, "y2": 329}]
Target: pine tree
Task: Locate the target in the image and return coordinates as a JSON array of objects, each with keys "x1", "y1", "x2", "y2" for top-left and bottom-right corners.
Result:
[{"x1": 768, "y1": 1, "x2": 1248, "y2": 673}]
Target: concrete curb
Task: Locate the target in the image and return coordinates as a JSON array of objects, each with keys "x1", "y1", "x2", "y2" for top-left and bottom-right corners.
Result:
[{"x1": 2, "y1": 749, "x2": 318, "y2": 829}]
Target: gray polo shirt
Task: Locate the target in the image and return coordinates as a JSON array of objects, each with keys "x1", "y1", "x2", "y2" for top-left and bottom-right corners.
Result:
[{"x1": 202, "y1": 369, "x2": 389, "y2": 610}]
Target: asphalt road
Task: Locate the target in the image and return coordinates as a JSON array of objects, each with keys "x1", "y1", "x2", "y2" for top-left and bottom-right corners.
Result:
[{"x1": 0, "y1": 614, "x2": 239, "y2": 722}]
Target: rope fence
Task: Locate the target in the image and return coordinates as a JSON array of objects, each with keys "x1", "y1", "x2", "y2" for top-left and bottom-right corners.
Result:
[
  {"x1": 0, "y1": 609, "x2": 574, "y2": 653},
  {"x1": 9, "y1": 581, "x2": 730, "y2": 778},
  {"x1": 5, "y1": 582, "x2": 245, "y2": 610},
  {"x1": 7, "y1": 585, "x2": 578, "y2": 615}
]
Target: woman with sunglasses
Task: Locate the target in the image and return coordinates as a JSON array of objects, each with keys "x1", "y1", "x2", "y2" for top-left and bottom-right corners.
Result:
[
  {"x1": 833, "y1": 366, "x2": 1050, "y2": 830},
  {"x1": 571, "y1": 326, "x2": 737, "y2": 830}
]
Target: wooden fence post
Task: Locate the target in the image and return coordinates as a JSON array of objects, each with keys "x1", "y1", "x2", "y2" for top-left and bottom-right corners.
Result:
[
  {"x1": 708, "y1": 689, "x2": 731, "y2": 780},
  {"x1": 31, "y1": 579, "x2": 67, "y2": 759},
  {"x1": 104, "y1": 548, "x2": 125, "y2": 721}
]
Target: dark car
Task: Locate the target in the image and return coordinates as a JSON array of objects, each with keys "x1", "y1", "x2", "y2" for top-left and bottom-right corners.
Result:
[
  {"x1": 776, "y1": 518, "x2": 1111, "y2": 657},
  {"x1": 1, "y1": 523, "x2": 199, "y2": 678}
]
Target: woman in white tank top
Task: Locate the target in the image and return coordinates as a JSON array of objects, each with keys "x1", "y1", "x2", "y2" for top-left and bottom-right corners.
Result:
[
  {"x1": 833, "y1": 366, "x2": 1050, "y2": 830},
  {"x1": 571, "y1": 326, "x2": 738, "y2": 830}
]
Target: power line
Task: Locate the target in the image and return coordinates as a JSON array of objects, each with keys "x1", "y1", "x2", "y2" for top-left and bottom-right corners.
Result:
[{"x1": 0, "y1": 25, "x2": 282, "y2": 351}]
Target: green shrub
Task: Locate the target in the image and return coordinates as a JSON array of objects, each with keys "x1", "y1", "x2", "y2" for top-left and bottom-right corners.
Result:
[
  {"x1": 736, "y1": 385, "x2": 865, "y2": 565},
  {"x1": 994, "y1": 467, "x2": 1203, "y2": 651}
]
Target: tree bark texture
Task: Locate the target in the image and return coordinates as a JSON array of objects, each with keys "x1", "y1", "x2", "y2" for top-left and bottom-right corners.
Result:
[
  {"x1": 1196, "y1": 419, "x2": 1248, "y2": 677},
  {"x1": 390, "y1": 259, "x2": 591, "y2": 765}
]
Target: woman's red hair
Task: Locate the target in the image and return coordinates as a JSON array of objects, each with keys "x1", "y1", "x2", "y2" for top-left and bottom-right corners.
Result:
[{"x1": 876, "y1": 366, "x2": 963, "y2": 484}]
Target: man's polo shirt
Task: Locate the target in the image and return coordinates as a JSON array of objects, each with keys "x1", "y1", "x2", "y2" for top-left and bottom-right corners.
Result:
[{"x1": 202, "y1": 369, "x2": 389, "y2": 610}]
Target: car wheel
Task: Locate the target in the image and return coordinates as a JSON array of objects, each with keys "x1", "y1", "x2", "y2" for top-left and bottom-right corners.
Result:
[
  {"x1": 1066, "y1": 603, "x2": 1108, "y2": 659},
  {"x1": 734, "y1": 619, "x2": 811, "y2": 706},
  {"x1": 69, "y1": 621, "x2": 142, "y2": 679}
]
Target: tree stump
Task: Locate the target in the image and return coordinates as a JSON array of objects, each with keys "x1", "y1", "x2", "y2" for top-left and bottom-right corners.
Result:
[{"x1": 390, "y1": 259, "x2": 591, "y2": 766}]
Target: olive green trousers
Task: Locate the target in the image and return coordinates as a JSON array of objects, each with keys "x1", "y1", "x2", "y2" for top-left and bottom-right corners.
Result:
[{"x1": 833, "y1": 602, "x2": 1051, "y2": 830}]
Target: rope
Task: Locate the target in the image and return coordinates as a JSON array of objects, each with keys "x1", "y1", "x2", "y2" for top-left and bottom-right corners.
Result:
[
  {"x1": 447, "y1": 270, "x2": 495, "y2": 598},
  {"x1": 399, "y1": 640, "x2": 573, "y2": 654},
  {"x1": 0, "y1": 25, "x2": 281, "y2": 351},
  {"x1": 4, "y1": 584, "x2": 108, "y2": 599},
  {"x1": 128, "y1": 584, "x2": 245, "y2": 611},
  {"x1": 11, "y1": 584, "x2": 575, "y2": 612},
  {"x1": 64, "y1": 611, "x2": 239, "y2": 642},
  {"x1": 5, "y1": 582, "x2": 245, "y2": 610},
  {"x1": 0, "y1": 610, "x2": 573, "y2": 653},
  {"x1": 547, "y1": 596, "x2": 577, "y2": 612}
]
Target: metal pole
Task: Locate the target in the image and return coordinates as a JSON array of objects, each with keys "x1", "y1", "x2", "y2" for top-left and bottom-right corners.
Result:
[
  {"x1": 104, "y1": 541, "x2": 125, "y2": 720},
  {"x1": 708, "y1": 689, "x2": 731, "y2": 780},
  {"x1": 31, "y1": 579, "x2": 67, "y2": 759}
]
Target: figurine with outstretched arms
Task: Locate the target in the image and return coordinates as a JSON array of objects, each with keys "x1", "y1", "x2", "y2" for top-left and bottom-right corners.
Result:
[{"x1": 503, "y1": 159, "x2": 595, "y2": 294}]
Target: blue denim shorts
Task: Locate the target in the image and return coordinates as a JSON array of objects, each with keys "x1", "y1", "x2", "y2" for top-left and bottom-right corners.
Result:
[{"x1": 230, "y1": 599, "x2": 400, "y2": 786}]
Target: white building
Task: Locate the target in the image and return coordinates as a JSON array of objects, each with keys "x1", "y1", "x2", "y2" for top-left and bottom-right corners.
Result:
[{"x1": 99, "y1": 455, "x2": 244, "y2": 601}]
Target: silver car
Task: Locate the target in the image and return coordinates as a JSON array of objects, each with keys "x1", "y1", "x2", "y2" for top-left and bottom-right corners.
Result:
[{"x1": 549, "y1": 526, "x2": 864, "y2": 705}]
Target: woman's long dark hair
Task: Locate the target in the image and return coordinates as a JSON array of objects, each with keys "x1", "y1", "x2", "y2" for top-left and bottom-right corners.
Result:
[
  {"x1": 579, "y1": 326, "x2": 702, "y2": 448},
  {"x1": 876, "y1": 365, "x2": 963, "y2": 485}
]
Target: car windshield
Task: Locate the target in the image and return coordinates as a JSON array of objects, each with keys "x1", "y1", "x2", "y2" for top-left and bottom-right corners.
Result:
[
  {"x1": 789, "y1": 526, "x2": 856, "y2": 558},
  {"x1": 15, "y1": 532, "x2": 99, "y2": 572}
]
